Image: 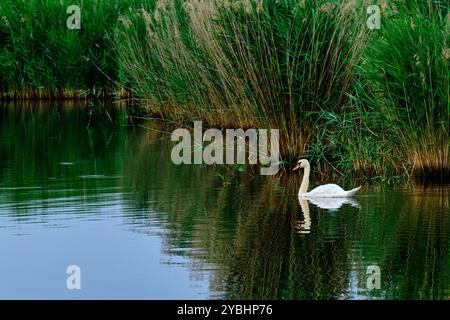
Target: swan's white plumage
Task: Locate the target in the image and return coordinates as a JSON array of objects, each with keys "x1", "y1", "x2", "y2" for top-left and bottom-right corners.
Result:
[
  {"x1": 301, "y1": 184, "x2": 361, "y2": 198},
  {"x1": 294, "y1": 159, "x2": 361, "y2": 198}
]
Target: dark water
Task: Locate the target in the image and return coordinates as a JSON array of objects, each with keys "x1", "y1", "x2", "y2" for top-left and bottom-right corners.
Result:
[{"x1": 0, "y1": 102, "x2": 448, "y2": 300}]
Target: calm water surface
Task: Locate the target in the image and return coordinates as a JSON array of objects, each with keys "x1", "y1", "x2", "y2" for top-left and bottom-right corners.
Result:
[{"x1": 0, "y1": 103, "x2": 448, "y2": 299}]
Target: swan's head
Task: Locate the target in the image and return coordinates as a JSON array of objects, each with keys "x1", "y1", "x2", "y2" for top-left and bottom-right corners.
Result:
[{"x1": 293, "y1": 159, "x2": 309, "y2": 171}]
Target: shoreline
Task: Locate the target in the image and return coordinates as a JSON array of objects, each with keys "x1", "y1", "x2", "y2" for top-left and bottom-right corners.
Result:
[{"x1": 1, "y1": 99, "x2": 448, "y2": 184}]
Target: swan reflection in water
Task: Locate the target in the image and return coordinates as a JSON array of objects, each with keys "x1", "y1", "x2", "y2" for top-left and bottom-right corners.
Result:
[{"x1": 295, "y1": 196, "x2": 360, "y2": 234}]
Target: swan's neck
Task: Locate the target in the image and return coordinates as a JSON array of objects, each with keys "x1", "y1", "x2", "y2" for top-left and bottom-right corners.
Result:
[{"x1": 299, "y1": 165, "x2": 310, "y2": 195}]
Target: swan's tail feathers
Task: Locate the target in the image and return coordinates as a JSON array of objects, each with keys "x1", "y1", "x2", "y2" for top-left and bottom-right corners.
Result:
[{"x1": 346, "y1": 186, "x2": 361, "y2": 197}]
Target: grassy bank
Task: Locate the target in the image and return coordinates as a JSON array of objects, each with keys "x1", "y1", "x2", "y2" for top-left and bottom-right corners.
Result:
[{"x1": 0, "y1": 0, "x2": 448, "y2": 180}]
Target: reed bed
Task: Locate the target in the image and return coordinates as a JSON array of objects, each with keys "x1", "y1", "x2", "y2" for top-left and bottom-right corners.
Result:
[
  {"x1": 0, "y1": 0, "x2": 448, "y2": 180},
  {"x1": 0, "y1": 0, "x2": 143, "y2": 99}
]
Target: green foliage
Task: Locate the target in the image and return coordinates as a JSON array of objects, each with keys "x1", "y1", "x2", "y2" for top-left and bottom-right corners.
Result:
[
  {"x1": 0, "y1": 0, "x2": 141, "y2": 97},
  {"x1": 0, "y1": 0, "x2": 448, "y2": 179}
]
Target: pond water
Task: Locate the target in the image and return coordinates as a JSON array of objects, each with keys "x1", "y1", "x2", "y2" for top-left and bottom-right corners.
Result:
[{"x1": 0, "y1": 102, "x2": 448, "y2": 299}]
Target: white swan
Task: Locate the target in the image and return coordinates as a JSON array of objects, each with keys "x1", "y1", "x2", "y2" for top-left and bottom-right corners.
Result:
[{"x1": 293, "y1": 159, "x2": 361, "y2": 198}]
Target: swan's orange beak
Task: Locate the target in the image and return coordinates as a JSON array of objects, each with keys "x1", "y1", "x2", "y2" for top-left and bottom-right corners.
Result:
[{"x1": 293, "y1": 165, "x2": 300, "y2": 171}]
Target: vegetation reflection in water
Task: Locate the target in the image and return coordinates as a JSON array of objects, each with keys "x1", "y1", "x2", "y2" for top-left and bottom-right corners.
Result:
[{"x1": 0, "y1": 102, "x2": 448, "y2": 299}]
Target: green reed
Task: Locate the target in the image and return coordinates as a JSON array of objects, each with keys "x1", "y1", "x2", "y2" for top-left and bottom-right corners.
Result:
[
  {"x1": 0, "y1": 0, "x2": 142, "y2": 98},
  {"x1": 0, "y1": 0, "x2": 448, "y2": 180}
]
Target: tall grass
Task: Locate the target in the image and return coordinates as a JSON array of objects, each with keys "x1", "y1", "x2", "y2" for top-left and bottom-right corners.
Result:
[
  {"x1": 0, "y1": 0, "x2": 142, "y2": 99},
  {"x1": 114, "y1": 0, "x2": 370, "y2": 160},
  {"x1": 312, "y1": 0, "x2": 449, "y2": 179},
  {"x1": 358, "y1": 0, "x2": 449, "y2": 178}
]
